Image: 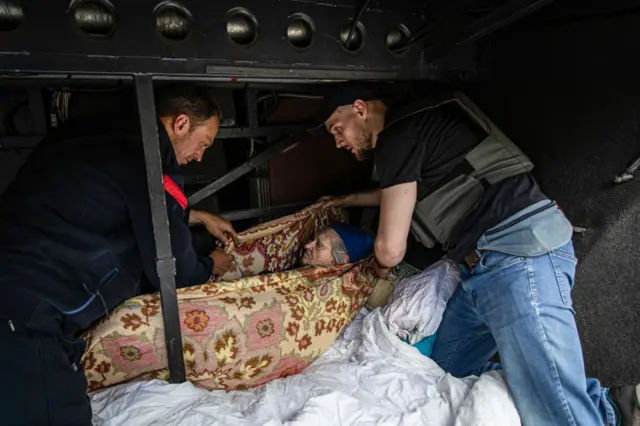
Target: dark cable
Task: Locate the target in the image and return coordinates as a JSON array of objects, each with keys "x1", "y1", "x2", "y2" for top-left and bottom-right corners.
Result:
[
  {"x1": 346, "y1": 0, "x2": 372, "y2": 49},
  {"x1": 259, "y1": 92, "x2": 279, "y2": 122}
]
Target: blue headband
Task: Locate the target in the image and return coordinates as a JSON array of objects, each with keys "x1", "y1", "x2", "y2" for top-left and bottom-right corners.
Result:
[{"x1": 330, "y1": 223, "x2": 374, "y2": 262}]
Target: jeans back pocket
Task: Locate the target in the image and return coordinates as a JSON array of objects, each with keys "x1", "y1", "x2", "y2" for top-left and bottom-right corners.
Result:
[{"x1": 476, "y1": 250, "x2": 524, "y2": 273}]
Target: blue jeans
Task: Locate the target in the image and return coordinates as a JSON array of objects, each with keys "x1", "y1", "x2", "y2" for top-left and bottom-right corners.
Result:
[{"x1": 432, "y1": 242, "x2": 616, "y2": 426}]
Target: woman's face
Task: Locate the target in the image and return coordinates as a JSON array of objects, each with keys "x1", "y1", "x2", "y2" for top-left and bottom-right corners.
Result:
[{"x1": 302, "y1": 229, "x2": 341, "y2": 266}]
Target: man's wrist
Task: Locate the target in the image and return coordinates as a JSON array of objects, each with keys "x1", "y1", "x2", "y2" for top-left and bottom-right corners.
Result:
[
  {"x1": 343, "y1": 194, "x2": 356, "y2": 207},
  {"x1": 189, "y1": 209, "x2": 207, "y2": 226}
]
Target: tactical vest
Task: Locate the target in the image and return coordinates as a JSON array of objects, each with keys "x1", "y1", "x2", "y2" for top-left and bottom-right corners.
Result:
[{"x1": 383, "y1": 92, "x2": 534, "y2": 249}]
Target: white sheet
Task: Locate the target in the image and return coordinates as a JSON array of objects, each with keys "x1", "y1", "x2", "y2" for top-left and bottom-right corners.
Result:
[
  {"x1": 91, "y1": 261, "x2": 519, "y2": 426},
  {"x1": 383, "y1": 259, "x2": 460, "y2": 344}
]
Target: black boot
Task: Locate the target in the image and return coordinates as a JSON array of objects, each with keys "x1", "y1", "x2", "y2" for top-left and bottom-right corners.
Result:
[{"x1": 609, "y1": 385, "x2": 640, "y2": 426}]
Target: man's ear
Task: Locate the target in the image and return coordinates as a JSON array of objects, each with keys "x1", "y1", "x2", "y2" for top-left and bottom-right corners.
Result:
[
  {"x1": 353, "y1": 99, "x2": 368, "y2": 120},
  {"x1": 173, "y1": 114, "x2": 191, "y2": 136}
]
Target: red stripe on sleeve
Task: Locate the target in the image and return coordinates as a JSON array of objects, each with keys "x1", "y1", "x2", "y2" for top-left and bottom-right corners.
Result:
[{"x1": 163, "y1": 175, "x2": 187, "y2": 210}]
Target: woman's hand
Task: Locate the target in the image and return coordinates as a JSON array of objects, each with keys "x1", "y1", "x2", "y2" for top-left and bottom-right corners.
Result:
[{"x1": 210, "y1": 249, "x2": 234, "y2": 275}]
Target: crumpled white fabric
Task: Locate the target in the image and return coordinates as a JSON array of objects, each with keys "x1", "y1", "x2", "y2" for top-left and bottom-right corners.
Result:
[
  {"x1": 91, "y1": 297, "x2": 520, "y2": 426},
  {"x1": 382, "y1": 259, "x2": 460, "y2": 345}
]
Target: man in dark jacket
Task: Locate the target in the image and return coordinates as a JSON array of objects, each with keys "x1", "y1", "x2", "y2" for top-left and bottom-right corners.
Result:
[{"x1": 0, "y1": 86, "x2": 236, "y2": 426}]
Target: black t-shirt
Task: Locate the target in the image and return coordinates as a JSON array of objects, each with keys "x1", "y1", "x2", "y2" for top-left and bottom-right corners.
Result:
[{"x1": 373, "y1": 100, "x2": 545, "y2": 262}]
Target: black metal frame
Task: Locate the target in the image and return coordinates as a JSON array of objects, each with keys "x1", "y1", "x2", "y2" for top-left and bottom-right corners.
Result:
[
  {"x1": 217, "y1": 125, "x2": 303, "y2": 140},
  {"x1": 188, "y1": 133, "x2": 303, "y2": 206},
  {"x1": 134, "y1": 75, "x2": 186, "y2": 383},
  {"x1": 218, "y1": 202, "x2": 311, "y2": 222},
  {"x1": 0, "y1": 0, "x2": 434, "y2": 79},
  {"x1": 27, "y1": 88, "x2": 47, "y2": 135}
]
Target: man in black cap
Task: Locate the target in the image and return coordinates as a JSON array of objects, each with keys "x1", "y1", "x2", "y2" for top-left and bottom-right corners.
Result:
[
  {"x1": 0, "y1": 86, "x2": 236, "y2": 426},
  {"x1": 316, "y1": 84, "x2": 637, "y2": 426}
]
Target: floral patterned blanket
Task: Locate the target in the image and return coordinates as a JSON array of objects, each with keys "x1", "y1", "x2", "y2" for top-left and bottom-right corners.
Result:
[{"x1": 83, "y1": 205, "x2": 388, "y2": 392}]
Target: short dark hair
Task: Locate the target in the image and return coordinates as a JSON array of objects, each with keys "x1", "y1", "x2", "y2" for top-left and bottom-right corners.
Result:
[{"x1": 155, "y1": 85, "x2": 221, "y2": 127}]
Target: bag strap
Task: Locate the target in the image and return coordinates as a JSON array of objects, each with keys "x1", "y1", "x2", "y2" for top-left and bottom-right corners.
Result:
[{"x1": 384, "y1": 94, "x2": 456, "y2": 130}]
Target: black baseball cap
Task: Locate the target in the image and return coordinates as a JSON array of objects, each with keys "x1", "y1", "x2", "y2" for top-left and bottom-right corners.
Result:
[{"x1": 307, "y1": 82, "x2": 382, "y2": 133}]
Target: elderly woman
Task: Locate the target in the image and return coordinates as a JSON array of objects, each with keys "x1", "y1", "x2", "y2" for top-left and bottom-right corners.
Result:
[
  {"x1": 83, "y1": 206, "x2": 392, "y2": 393},
  {"x1": 302, "y1": 223, "x2": 374, "y2": 266}
]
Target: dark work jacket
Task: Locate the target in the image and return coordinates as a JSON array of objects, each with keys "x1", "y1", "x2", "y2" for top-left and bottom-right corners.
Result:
[{"x1": 0, "y1": 121, "x2": 213, "y2": 334}]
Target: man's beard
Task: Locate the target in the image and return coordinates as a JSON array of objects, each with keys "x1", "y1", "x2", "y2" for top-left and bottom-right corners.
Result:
[
  {"x1": 354, "y1": 125, "x2": 374, "y2": 162},
  {"x1": 355, "y1": 146, "x2": 373, "y2": 161}
]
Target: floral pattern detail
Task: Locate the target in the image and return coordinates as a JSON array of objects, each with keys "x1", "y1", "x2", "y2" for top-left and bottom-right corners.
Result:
[
  {"x1": 316, "y1": 282, "x2": 331, "y2": 300},
  {"x1": 325, "y1": 299, "x2": 337, "y2": 313},
  {"x1": 141, "y1": 305, "x2": 159, "y2": 318},
  {"x1": 285, "y1": 295, "x2": 299, "y2": 306},
  {"x1": 184, "y1": 310, "x2": 210, "y2": 332},
  {"x1": 213, "y1": 330, "x2": 239, "y2": 367},
  {"x1": 256, "y1": 320, "x2": 274, "y2": 338},
  {"x1": 121, "y1": 313, "x2": 144, "y2": 331},
  {"x1": 103, "y1": 336, "x2": 158, "y2": 372},
  {"x1": 96, "y1": 361, "x2": 111, "y2": 375},
  {"x1": 253, "y1": 356, "x2": 310, "y2": 387},
  {"x1": 83, "y1": 350, "x2": 97, "y2": 371},
  {"x1": 242, "y1": 255, "x2": 255, "y2": 269},
  {"x1": 240, "y1": 297, "x2": 256, "y2": 309},
  {"x1": 184, "y1": 342, "x2": 195, "y2": 356},
  {"x1": 82, "y1": 205, "x2": 395, "y2": 393},
  {"x1": 233, "y1": 354, "x2": 274, "y2": 380},
  {"x1": 297, "y1": 334, "x2": 312, "y2": 351},
  {"x1": 286, "y1": 321, "x2": 300, "y2": 338},
  {"x1": 315, "y1": 319, "x2": 326, "y2": 337},
  {"x1": 303, "y1": 289, "x2": 314, "y2": 302},
  {"x1": 120, "y1": 345, "x2": 142, "y2": 361},
  {"x1": 245, "y1": 303, "x2": 285, "y2": 351},
  {"x1": 291, "y1": 306, "x2": 305, "y2": 321}
]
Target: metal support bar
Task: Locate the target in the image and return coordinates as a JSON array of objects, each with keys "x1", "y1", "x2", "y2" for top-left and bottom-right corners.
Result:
[
  {"x1": 134, "y1": 74, "x2": 186, "y2": 384},
  {"x1": 216, "y1": 125, "x2": 303, "y2": 139},
  {"x1": 27, "y1": 88, "x2": 47, "y2": 135},
  {"x1": 423, "y1": 0, "x2": 556, "y2": 62},
  {"x1": 218, "y1": 202, "x2": 311, "y2": 222},
  {"x1": 0, "y1": 127, "x2": 302, "y2": 146},
  {"x1": 0, "y1": 136, "x2": 41, "y2": 149},
  {"x1": 188, "y1": 135, "x2": 302, "y2": 206},
  {"x1": 246, "y1": 87, "x2": 259, "y2": 130}
]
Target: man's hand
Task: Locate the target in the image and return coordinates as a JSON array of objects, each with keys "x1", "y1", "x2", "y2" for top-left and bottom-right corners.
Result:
[
  {"x1": 317, "y1": 194, "x2": 354, "y2": 208},
  {"x1": 190, "y1": 210, "x2": 239, "y2": 246},
  {"x1": 361, "y1": 257, "x2": 391, "y2": 279},
  {"x1": 210, "y1": 249, "x2": 234, "y2": 275}
]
